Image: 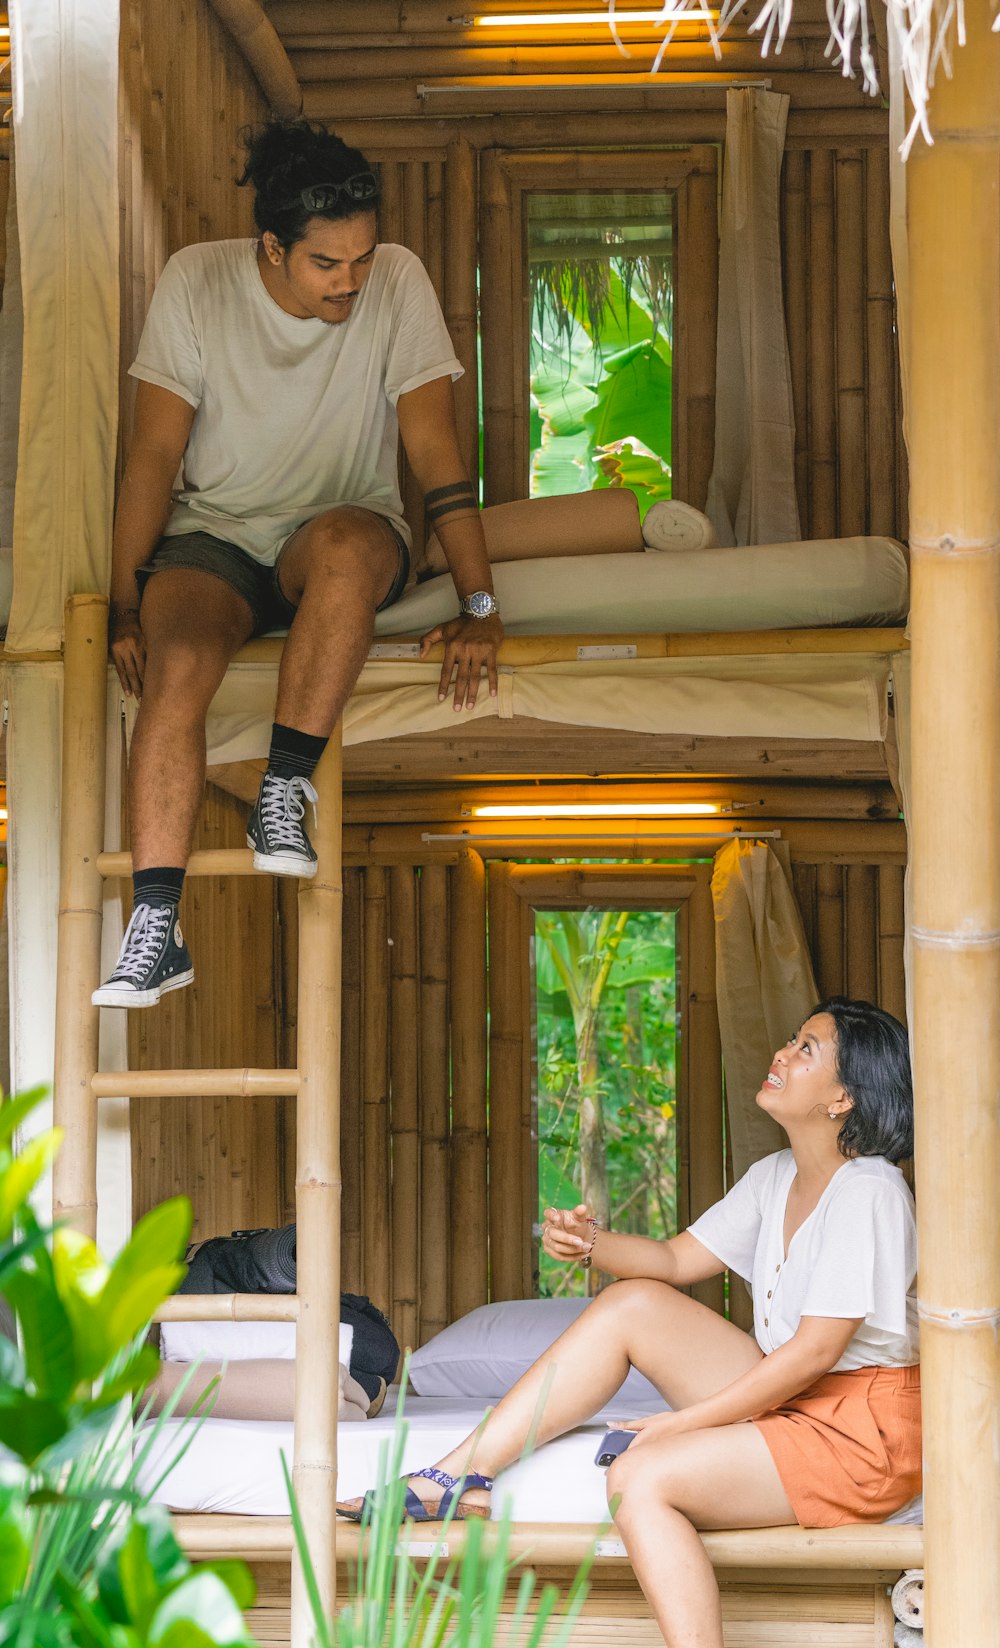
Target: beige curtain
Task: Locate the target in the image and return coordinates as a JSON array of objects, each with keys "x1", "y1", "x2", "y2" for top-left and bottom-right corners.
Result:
[
  {"x1": 6, "y1": 0, "x2": 120, "y2": 651},
  {"x1": 3, "y1": 663, "x2": 131, "y2": 1253},
  {"x1": 704, "y1": 88, "x2": 801, "y2": 549},
  {"x1": 711, "y1": 838, "x2": 819, "y2": 1181}
]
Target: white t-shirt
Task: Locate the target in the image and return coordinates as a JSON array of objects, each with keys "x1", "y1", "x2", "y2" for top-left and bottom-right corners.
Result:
[
  {"x1": 688, "y1": 1150, "x2": 919, "y2": 1372},
  {"x1": 129, "y1": 239, "x2": 464, "y2": 562}
]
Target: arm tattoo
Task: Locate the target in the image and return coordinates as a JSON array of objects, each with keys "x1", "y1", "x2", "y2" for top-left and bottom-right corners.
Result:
[{"x1": 425, "y1": 480, "x2": 479, "y2": 526}]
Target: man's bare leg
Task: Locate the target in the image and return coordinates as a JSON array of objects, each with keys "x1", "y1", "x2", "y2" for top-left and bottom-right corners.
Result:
[
  {"x1": 129, "y1": 568, "x2": 256, "y2": 868},
  {"x1": 245, "y1": 507, "x2": 402, "y2": 875},
  {"x1": 337, "y1": 1279, "x2": 763, "y2": 1516},
  {"x1": 273, "y1": 505, "x2": 403, "y2": 733}
]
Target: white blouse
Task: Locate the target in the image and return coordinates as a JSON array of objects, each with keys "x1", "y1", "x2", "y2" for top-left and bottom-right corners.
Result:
[{"x1": 687, "y1": 1150, "x2": 919, "y2": 1371}]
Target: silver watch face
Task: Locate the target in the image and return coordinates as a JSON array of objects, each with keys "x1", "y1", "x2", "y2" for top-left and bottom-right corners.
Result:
[{"x1": 463, "y1": 591, "x2": 497, "y2": 619}]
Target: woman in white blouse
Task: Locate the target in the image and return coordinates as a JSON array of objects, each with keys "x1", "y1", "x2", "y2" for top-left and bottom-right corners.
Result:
[{"x1": 339, "y1": 997, "x2": 920, "y2": 1648}]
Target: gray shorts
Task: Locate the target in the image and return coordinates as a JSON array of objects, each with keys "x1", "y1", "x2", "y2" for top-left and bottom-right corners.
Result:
[{"x1": 136, "y1": 522, "x2": 411, "y2": 638}]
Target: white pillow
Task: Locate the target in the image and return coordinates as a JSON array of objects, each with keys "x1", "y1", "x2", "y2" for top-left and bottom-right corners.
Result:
[
  {"x1": 160, "y1": 1319, "x2": 353, "y2": 1367},
  {"x1": 408, "y1": 1298, "x2": 662, "y2": 1406},
  {"x1": 641, "y1": 499, "x2": 718, "y2": 552}
]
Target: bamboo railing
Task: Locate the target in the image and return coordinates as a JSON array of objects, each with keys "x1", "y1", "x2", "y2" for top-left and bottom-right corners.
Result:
[
  {"x1": 907, "y1": 4, "x2": 1000, "y2": 1641},
  {"x1": 53, "y1": 596, "x2": 344, "y2": 1648}
]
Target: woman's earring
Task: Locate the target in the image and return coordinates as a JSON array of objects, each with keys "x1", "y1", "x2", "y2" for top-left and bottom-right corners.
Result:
[{"x1": 828, "y1": 1109, "x2": 839, "y2": 1120}]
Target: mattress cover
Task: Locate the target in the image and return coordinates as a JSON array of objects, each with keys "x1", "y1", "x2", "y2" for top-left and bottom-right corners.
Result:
[
  {"x1": 139, "y1": 1393, "x2": 922, "y2": 1528},
  {"x1": 371, "y1": 538, "x2": 908, "y2": 640}
]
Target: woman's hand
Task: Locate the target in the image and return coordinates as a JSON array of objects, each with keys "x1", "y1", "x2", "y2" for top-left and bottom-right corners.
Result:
[
  {"x1": 612, "y1": 1410, "x2": 687, "y2": 1448},
  {"x1": 110, "y1": 606, "x2": 146, "y2": 698},
  {"x1": 540, "y1": 1203, "x2": 595, "y2": 1264}
]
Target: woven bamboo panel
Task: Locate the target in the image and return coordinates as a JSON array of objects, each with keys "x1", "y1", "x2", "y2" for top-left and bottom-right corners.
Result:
[
  {"x1": 243, "y1": 1563, "x2": 894, "y2": 1648},
  {"x1": 118, "y1": 0, "x2": 265, "y2": 464}
]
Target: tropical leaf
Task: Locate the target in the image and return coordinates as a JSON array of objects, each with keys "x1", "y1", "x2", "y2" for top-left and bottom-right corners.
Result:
[{"x1": 583, "y1": 341, "x2": 671, "y2": 465}]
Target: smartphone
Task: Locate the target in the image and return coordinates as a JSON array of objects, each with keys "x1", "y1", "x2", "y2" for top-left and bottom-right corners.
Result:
[{"x1": 594, "y1": 1428, "x2": 636, "y2": 1468}]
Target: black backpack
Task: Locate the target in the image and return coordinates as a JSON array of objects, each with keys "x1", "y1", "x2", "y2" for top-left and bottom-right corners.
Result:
[{"x1": 179, "y1": 1225, "x2": 399, "y2": 1402}]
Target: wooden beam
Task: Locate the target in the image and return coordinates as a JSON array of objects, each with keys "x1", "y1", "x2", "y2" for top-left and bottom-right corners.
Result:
[{"x1": 450, "y1": 852, "x2": 489, "y2": 1318}]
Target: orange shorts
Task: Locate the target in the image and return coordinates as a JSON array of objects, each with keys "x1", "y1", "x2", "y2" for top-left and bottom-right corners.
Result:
[{"x1": 752, "y1": 1364, "x2": 921, "y2": 1528}]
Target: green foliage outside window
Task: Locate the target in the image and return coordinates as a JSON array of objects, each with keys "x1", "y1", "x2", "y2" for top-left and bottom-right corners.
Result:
[{"x1": 533, "y1": 910, "x2": 679, "y2": 1299}]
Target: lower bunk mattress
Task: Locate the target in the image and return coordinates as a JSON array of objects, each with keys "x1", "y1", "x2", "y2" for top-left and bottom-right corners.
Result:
[{"x1": 138, "y1": 1393, "x2": 923, "y2": 1528}]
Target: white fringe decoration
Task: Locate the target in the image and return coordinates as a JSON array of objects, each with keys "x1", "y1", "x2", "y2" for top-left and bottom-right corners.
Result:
[{"x1": 606, "y1": 0, "x2": 1000, "y2": 157}]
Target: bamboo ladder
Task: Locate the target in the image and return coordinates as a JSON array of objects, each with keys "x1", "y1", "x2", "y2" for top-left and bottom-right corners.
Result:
[{"x1": 52, "y1": 592, "x2": 342, "y2": 1648}]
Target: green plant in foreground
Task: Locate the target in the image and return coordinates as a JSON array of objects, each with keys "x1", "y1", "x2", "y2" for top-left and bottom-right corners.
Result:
[
  {"x1": 288, "y1": 1377, "x2": 597, "y2": 1648},
  {"x1": 0, "y1": 1088, "x2": 257, "y2": 1647}
]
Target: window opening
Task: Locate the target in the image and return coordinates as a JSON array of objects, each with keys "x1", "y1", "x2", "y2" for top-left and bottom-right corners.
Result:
[
  {"x1": 526, "y1": 189, "x2": 674, "y2": 514},
  {"x1": 532, "y1": 905, "x2": 679, "y2": 1298}
]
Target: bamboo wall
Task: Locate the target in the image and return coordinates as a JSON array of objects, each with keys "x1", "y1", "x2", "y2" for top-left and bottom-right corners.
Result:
[
  {"x1": 118, "y1": 0, "x2": 265, "y2": 458},
  {"x1": 131, "y1": 800, "x2": 907, "y2": 1350}
]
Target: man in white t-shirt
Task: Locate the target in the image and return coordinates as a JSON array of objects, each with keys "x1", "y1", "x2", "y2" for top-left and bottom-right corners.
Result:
[{"x1": 94, "y1": 121, "x2": 501, "y2": 1008}]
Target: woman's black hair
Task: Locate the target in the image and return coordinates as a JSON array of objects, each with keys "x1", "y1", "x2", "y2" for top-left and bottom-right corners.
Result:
[
  {"x1": 812, "y1": 996, "x2": 913, "y2": 1164},
  {"x1": 238, "y1": 119, "x2": 380, "y2": 249}
]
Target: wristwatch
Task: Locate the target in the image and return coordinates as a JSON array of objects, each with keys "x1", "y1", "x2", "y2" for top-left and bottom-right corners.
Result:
[{"x1": 459, "y1": 590, "x2": 499, "y2": 619}]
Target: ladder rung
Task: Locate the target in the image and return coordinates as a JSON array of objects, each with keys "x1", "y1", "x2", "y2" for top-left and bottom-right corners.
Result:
[
  {"x1": 92, "y1": 1068, "x2": 300, "y2": 1099},
  {"x1": 155, "y1": 1294, "x2": 299, "y2": 1323},
  {"x1": 97, "y1": 848, "x2": 257, "y2": 879}
]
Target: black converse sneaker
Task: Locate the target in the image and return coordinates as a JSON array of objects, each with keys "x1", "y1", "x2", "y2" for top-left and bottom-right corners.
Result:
[
  {"x1": 92, "y1": 902, "x2": 194, "y2": 1009},
  {"x1": 247, "y1": 772, "x2": 319, "y2": 877}
]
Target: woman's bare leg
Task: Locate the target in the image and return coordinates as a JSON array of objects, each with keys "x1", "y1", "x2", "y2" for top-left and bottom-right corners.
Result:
[
  {"x1": 609, "y1": 1422, "x2": 796, "y2": 1648},
  {"x1": 338, "y1": 1280, "x2": 762, "y2": 1514}
]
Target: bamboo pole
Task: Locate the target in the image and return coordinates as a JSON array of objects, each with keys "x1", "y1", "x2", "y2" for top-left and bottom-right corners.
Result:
[
  {"x1": 480, "y1": 150, "x2": 517, "y2": 506},
  {"x1": 290, "y1": 727, "x2": 343, "y2": 1646},
  {"x1": 390, "y1": 866, "x2": 421, "y2": 1352},
  {"x1": 419, "y1": 865, "x2": 451, "y2": 1342},
  {"x1": 815, "y1": 863, "x2": 845, "y2": 997},
  {"x1": 487, "y1": 863, "x2": 526, "y2": 1302},
  {"x1": 687, "y1": 874, "x2": 725, "y2": 1313},
  {"x1": 808, "y1": 150, "x2": 837, "y2": 538},
  {"x1": 877, "y1": 864, "x2": 906, "y2": 1025},
  {"x1": 276, "y1": 877, "x2": 300, "y2": 1223},
  {"x1": 445, "y1": 136, "x2": 481, "y2": 484},
  {"x1": 173, "y1": 1510, "x2": 923, "y2": 1570},
  {"x1": 91, "y1": 1069, "x2": 299, "y2": 1099},
  {"x1": 449, "y1": 851, "x2": 489, "y2": 1318},
  {"x1": 378, "y1": 159, "x2": 404, "y2": 246},
  {"x1": 53, "y1": 596, "x2": 109, "y2": 1237},
  {"x1": 864, "y1": 146, "x2": 896, "y2": 538},
  {"x1": 155, "y1": 1294, "x2": 300, "y2": 1322},
  {"x1": 234, "y1": 626, "x2": 908, "y2": 667},
  {"x1": 844, "y1": 864, "x2": 878, "y2": 1001},
  {"x1": 425, "y1": 159, "x2": 445, "y2": 303},
  {"x1": 907, "y1": 13, "x2": 1000, "y2": 1643},
  {"x1": 324, "y1": 110, "x2": 890, "y2": 152},
  {"x1": 289, "y1": 40, "x2": 832, "y2": 80},
  {"x1": 341, "y1": 868, "x2": 364, "y2": 1293},
  {"x1": 783, "y1": 150, "x2": 810, "y2": 529},
  {"x1": 205, "y1": 0, "x2": 303, "y2": 116},
  {"x1": 676, "y1": 155, "x2": 719, "y2": 510},
  {"x1": 835, "y1": 152, "x2": 867, "y2": 537},
  {"x1": 362, "y1": 867, "x2": 392, "y2": 1316}
]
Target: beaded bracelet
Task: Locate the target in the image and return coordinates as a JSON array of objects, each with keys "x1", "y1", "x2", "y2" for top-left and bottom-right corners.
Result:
[{"x1": 580, "y1": 1217, "x2": 600, "y2": 1269}]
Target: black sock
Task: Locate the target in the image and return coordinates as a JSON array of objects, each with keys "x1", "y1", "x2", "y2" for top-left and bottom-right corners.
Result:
[
  {"x1": 267, "y1": 721, "x2": 327, "y2": 781},
  {"x1": 133, "y1": 866, "x2": 185, "y2": 908}
]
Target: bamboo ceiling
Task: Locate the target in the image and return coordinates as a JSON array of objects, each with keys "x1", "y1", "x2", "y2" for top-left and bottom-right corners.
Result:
[{"x1": 266, "y1": 0, "x2": 887, "y2": 122}]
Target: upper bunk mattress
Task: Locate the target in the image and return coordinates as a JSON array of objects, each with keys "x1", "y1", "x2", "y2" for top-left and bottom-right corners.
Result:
[{"x1": 371, "y1": 538, "x2": 908, "y2": 638}]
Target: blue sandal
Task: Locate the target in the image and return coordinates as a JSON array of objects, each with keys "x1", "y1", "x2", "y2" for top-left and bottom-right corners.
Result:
[{"x1": 337, "y1": 1466, "x2": 494, "y2": 1524}]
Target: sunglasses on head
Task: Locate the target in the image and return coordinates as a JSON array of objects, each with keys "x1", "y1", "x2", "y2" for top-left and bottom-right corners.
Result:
[{"x1": 298, "y1": 172, "x2": 380, "y2": 211}]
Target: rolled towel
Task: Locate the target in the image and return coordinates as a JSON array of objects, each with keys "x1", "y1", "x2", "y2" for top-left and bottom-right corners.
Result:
[
  {"x1": 641, "y1": 498, "x2": 718, "y2": 552},
  {"x1": 895, "y1": 1624, "x2": 923, "y2": 1647},
  {"x1": 891, "y1": 1570, "x2": 924, "y2": 1629},
  {"x1": 424, "y1": 489, "x2": 645, "y2": 575}
]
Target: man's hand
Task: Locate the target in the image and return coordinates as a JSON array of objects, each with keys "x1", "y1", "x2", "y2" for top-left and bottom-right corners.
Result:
[
  {"x1": 420, "y1": 612, "x2": 503, "y2": 712},
  {"x1": 110, "y1": 607, "x2": 146, "y2": 698},
  {"x1": 541, "y1": 1203, "x2": 595, "y2": 1264}
]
